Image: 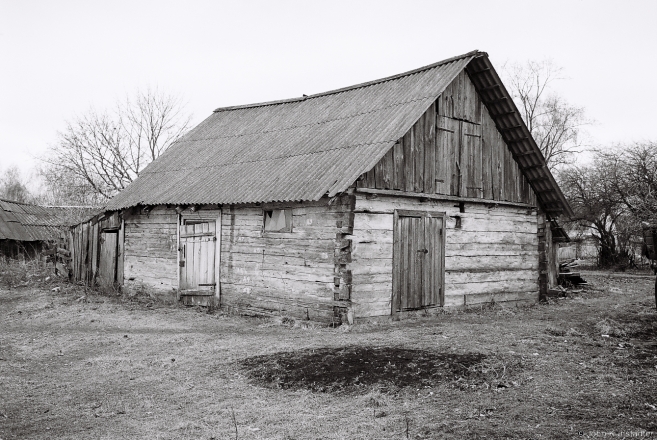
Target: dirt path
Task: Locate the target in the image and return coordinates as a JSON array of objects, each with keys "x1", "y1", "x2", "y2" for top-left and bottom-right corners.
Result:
[{"x1": 1, "y1": 275, "x2": 656, "y2": 439}]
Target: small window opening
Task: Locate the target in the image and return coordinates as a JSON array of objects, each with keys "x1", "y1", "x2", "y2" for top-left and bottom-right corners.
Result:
[
  {"x1": 264, "y1": 209, "x2": 292, "y2": 232},
  {"x1": 184, "y1": 219, "x2": 206, "y2": 225},
  {"x1": 459, "y1": 202, "x2": 465, "y2": 213},
  {"x1": 454, "y1": 216, "x2": 462, "y2": 229}
]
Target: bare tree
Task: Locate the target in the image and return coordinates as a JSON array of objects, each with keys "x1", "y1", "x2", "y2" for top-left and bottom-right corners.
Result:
[
  {"x1": 503, "y1": 60, "x2": 589, "y2": 169},
  {"x1": 598, "y1": 141, "x2": 657, "y2": 224},
  {"x1": 559, "y1": 142, "x2": 657, "y2": 267},
  {"x1": 0, "y1": 167, "x2": 32, "y2": 203},
  {"x1": 43, "y1": 88, "x2": 192, "y2": 202},
  {"x1": 559, "y1": 162, "x2": 626, "y2": 266},
  {"x1": 36, "y1": 165, "x2": 106, "y2": 207}
]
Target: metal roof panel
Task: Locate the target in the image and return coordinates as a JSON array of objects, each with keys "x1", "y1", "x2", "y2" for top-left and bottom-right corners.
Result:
[{"x1": 105, "y1": 53, "x2": 475, "y2": 209}]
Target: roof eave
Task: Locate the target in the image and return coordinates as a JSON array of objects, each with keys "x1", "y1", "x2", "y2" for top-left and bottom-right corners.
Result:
[{"x1": 465, "y1": 54, "x2": 574, "y2": 219}]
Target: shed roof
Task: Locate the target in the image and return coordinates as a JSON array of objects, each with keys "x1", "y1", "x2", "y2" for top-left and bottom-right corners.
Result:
[
  {"x1": 0, "y1": 199, "x2": 97, "y2": 242},
  {"x1": 105, "y1": 50, "x2": 572, "y2": 217}
]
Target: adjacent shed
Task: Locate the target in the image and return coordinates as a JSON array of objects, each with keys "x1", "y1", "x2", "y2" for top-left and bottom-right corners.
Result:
[
  {"x1": 70, "y1": 50, "x2": 573, "y2": 323},
  {"x1": 0, "y1": 199, "x2": 96, "y2": 258}
]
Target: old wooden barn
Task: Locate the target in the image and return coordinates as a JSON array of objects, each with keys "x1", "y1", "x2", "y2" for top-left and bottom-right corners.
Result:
[{"x1": 70, "y1": 50, "x2": 573, "y2": 323}]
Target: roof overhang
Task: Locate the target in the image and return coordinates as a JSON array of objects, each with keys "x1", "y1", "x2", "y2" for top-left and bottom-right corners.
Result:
[{"x1": 465, "y1": 54, "x2": 574, "y2": 218}]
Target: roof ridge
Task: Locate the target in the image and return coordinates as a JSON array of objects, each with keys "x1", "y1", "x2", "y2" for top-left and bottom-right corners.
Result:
[
  {"x1": 42, "y1": 205, "x2": 98, "y2": 209},
  {"x1": 0, "y1": 198, "x2": 34, "y2": 206},
  {"x1": 0, "y1": 198, "x2": 97, "y2": 210},
  {"x1": 214, "y1": 50, "x2": 484, "y2": 113}
]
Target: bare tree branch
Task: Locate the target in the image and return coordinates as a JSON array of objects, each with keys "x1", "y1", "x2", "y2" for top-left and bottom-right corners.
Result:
[
  {"x1": 0, "y1": 167, "x2": 32, "y2": 203},
  {"x1": 41, "y1": 88, "x2": 191, "y2": 205},
  {"x1": 503, "y1": 60, "x2": 590, "y2": 170}
]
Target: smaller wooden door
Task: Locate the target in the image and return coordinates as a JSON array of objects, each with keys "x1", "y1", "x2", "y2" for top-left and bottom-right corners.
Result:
[
  {"x1": 98, "y1": 231, "x2": 118, "y2": 287},
  {"x1": 179, "y1": 222, "x2": 216, "y2": 294},
  {"x1": 393, "y1": 211, "x2": 445, "y2": 312}
]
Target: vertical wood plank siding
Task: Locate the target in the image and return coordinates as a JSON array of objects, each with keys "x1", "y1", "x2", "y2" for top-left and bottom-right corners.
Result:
[
  {"x1": 351, "y1": 194, "x2": 539, "y2": 317},
  {"x1": 357, "y1": 70, "x2": 536, "y2": 207},
  {"x1": 178, "y1": 208, "x2": 222, "y2": 306},
  {"x1": 219, "y1": 195, "x2": 354, "y2": 322},
  {"x1": 69, "y1": 211, "x2": 122, "y2": 286}
]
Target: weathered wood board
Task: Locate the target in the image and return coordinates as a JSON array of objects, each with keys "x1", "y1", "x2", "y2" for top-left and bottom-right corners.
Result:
[
  {"x1": 350, "y1": 193, "x2": 539, "y2": 317},
  {"x1": 219, "y1": 195, "x2": 354, "y2": 322},
  {"x1": 357, "y1": 69, "x2": 537, "y2": 207},
  {"x1": 123, "y1": 207, "x2": 178, "y2": 299}
]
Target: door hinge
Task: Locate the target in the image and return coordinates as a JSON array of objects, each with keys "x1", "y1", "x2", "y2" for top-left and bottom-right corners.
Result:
[{"x1": 179, "y1": 261, "x2": 185, "y2": 267}]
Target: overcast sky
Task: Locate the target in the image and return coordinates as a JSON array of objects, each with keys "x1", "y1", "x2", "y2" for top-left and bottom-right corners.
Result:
[{"x1": 1, "y1": 0, "x2": 656, "y2": 179}]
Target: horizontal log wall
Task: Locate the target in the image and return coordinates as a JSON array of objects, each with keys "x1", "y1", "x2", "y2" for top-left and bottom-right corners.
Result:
[
  {"x1": 220, "y1": 195, "x2": 354, "y2": 323},
  {"x1": 350, "y1": 193, "x2": 539, "y2": 317},
  {"x1": 123, "y1": 206, "x2": 178, "y2": 300},
  {"x1": 358, "y1": 69, "x2": 536, "y2": 206}
]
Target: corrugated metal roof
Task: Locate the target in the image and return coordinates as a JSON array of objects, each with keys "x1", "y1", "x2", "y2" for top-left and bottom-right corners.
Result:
[
  {"x1": 104, "y1": 50, "x2": 571, "y2": 217},
  {"x1": 0, "y1": 199, "x2": 98, "y2": 242},
  {"x1": 105, "y1": 51, "x2": 477, "y2": 209}
]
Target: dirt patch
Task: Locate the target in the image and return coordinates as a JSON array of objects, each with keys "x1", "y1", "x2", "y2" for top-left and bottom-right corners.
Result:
[{"x1": 241, "y1": 346, "x2": 524, "y2": 393}]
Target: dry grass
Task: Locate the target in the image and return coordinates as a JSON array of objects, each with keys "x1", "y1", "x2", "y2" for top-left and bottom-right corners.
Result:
[
  {"x1": 1, "y1": 273, "x2": 657, "y2": 439},
  {"x1": 0, "y1": 256, "x2": 53, "y2": 290}
]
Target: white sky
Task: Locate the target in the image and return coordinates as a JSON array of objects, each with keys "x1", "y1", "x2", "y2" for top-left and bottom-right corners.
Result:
[{"x1": 1, "y1": 0, "x2": 656, "y2": 179}]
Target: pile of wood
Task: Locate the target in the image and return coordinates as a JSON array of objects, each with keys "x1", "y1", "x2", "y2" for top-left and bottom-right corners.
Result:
[{"x1": 557, "y1": 259, "x2": 587, "y2": 287}]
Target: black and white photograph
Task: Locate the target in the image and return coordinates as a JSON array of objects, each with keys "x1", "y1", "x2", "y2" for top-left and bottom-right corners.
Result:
[{"x1": 1, "y1": 1, "x2": 656, "y2": 438}]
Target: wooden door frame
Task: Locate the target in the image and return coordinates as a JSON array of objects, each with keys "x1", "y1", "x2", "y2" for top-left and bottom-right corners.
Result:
[
  {"x1": 176, "y1": 210, "x2": 222, "y2": 305},
  {"x1": 392, "y1": 209, "x2": 446, "y2": 315},
  {"x1": 98, "y1": 230, "x2": 119, "y2": 287}
]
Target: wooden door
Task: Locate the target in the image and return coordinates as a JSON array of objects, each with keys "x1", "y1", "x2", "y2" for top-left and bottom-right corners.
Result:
[
  {"x1": 98, "y1": 231, "x2": 118, "y2": 287},
  {"x1": 179, "y1": 222, "x2": 216, "y2": 294},
  {"x1": 393, "y1": 211, "x2": 444, "y2": 312}
]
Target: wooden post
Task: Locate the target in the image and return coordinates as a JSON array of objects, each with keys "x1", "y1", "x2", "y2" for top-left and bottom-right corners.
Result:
[
  {"x1": 215, "y1": 209, "x2": 222, "y2": 308},
  {"x1": 117, "y1": 217, "x2": 125, "y2": 287},
  {"x1": 653, "y1": 262, "x2": 657, "y2": 309},
  {"x1": 537, "y1": 212, "x2": 548, "y2": 302},
  {"x1": 176, "y1": 212, "x2": 181, "y2": 302}
]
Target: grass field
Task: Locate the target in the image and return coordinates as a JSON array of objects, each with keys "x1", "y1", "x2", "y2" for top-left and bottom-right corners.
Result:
[{"x1": 1, "y1": 272, "x2": 656, "y2": 439}]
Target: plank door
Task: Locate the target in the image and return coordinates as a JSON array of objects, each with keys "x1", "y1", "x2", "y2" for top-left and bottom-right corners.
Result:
[
  {"x1": 97, "y1": 231, "x2": 118, "y2": 288},
  {"x1": 179, "y1": 222, "x2": 216, "y2": 294},
  {"x1": 393, "y1": 211, "x2": 444, "y2": 312}
]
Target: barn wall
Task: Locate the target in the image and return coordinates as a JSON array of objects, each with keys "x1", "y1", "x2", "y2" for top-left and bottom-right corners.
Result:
[
  {"x1": 358, "y1": 69, "x2": 536, "y2": 206},
  {"x1": 123, "y1": 206, "x2": 178, "y2": 300},
  {"x1": 350, "y1": 193, "x2": 539, "y2": 317},
  {"x1": 69, "y1": 211, "x2": 122, "y2": 286},
  {"x1": 219, "y1": 195, "x2": 354, "y2": 322}
]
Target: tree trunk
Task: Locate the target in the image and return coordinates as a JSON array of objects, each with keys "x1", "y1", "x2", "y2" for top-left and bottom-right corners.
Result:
[{"x1": 598, "y1": 231, "x2": 618, "y2": 267}]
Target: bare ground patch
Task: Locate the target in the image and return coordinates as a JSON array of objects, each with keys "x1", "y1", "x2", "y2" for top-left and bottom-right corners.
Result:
[{"x1": 241, "y1": 347, "x2": 527, "y2": 393}]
